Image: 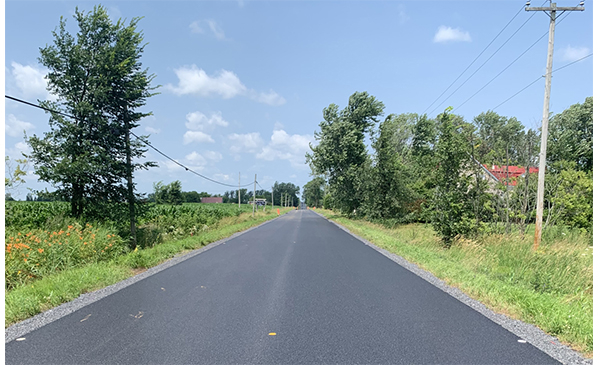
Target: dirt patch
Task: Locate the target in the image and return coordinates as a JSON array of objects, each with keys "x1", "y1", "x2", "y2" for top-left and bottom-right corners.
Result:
[{"x1": 130, "y1": 268, "x2": 148, "y2": 276}]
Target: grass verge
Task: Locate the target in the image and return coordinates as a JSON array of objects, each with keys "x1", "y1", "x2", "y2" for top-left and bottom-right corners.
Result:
[
  {"x1": 315, "y1": 209, "x2": 592, "y2": 358},
  {"x1": 5, "y1": 207, "x2": 293, "y2": 327}
]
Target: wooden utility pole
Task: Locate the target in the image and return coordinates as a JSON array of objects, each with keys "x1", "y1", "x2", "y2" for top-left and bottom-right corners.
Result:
[
  {"x1": 238, "y1": 172, "x2": 241, "y2": 208},
  {"x1": 526, "y1": 1, "x2": 584, "y2": 251}
]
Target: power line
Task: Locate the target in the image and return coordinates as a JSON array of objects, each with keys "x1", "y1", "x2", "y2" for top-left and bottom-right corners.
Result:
[
  {"x1": 452, "y1": 9, "x2": 578, "y2": 113},
  {"x1": 5, "y1": 95, "x2": 255, "y2": 189},
  {"x1": 491, "y1": 53, "x2": 592, "y2": 111},
  {"x1": 429, "y1": 2, "x2": 547, "y2": 116}
]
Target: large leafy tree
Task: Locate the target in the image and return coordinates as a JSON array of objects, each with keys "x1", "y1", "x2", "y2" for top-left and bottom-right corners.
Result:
[
  {"x1": 307, "y1": 92, "x2": 384, "y2": 215},
  {"x1": 302, "y1": 177, "x2": 325, "y2": 208},
  {"x1": 547, "y1": 96, "x2": 593, "y2": 173},
  {"x1": 27, "y1": 6, "x2": 156, "y2": 226},
  {"x1": 273, "y1": 182, "x2": 300, "y2": 207},
  {"x1": 431, "y1": 110, "x2": 475, "y2": 247}
]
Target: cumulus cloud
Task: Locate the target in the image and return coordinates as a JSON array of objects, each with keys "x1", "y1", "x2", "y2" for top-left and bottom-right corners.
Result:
[
  {"x1": 5, "y1": 114, "x2": 35, "y2": 137},
  {"x1": 228, "y1": 133, "x2": 264, "y2": 156},
  {"x1": 186, "y1": 111, "x2": 229, "y2": 131},
  {"x1": 256, "y1": 129, "x2": 313, "y2": 168},
  {"x1": 145, "y1": 126, "x2": 161, "y2": 134},
  {"x1": 10, "y1": 62, "x2": 56, "y2": 100},
  {"x1": 185, "y1": 151, "x2": 208, "y2": 166},
  {"x1": 167, "y1": 66, "x2": 247, "y2": 98},
  {"x1": 433, "y1": 26, "x2": 471, "y2": 43},
  {"x1": 184, "y1": 131, "x2": 215, "y2": 144},
  {"x1": 167, "y1": 65, "x2": 285, "y2": 105},
  {"x1": 213, "y1": 173, "x2": 232, "y2": 182},
  {"x1": 203, "y1": 150, "x2": 223, "y2": 163},
  {"x1": 559, "y1": 45, "x2": 591, "y2": 62}
]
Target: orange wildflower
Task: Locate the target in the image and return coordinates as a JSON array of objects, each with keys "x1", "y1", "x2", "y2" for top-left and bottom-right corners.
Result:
[
  {"x1": 84, "y1": 242, "x2": 88, "y2": 245},
  {"x1": 68, "y1": 225, "x2": 73, "y2": 229},
  {"x1": 23, "y1": 259, "x2": 27, "y2": 262},
  {"x1": 48, "y1": 243, "x2": 52, "y2": 246},
  {"x1": 38, "y1": 248, "x2": 44, "y2": 253}
]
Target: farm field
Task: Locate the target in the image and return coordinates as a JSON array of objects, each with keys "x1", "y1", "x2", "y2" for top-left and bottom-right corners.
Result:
[{"x1": 5, "y1": 201, "x2": 290, "y2": 326}]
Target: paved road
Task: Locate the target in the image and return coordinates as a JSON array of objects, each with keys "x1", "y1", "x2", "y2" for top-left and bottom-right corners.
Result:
[{"x1": 6, "y1": 210, "x2": 558, "y2": 364}]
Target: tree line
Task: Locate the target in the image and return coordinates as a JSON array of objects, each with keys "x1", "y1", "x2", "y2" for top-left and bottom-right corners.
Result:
[{"x1": 305, "y1": 92, "x2": 592, "y2": 246}]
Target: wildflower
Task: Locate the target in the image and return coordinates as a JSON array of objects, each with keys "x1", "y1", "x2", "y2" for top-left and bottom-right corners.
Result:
[
  {"x1": 66, "y1": 233, "x2": 70, "y2": 236},
  {"x1": 38, "y1": 248, "x2": 44, "y2": 253},
  {"x1": 18, "y1": 271, "x2": 21, "y2": 274},
  {"x1": 58, "y1": 242, "x2": 62, "y2": 245},
  {"x1": 24, "y1": 259, "x2": 27, "y2": 262},
  {"x1": 17, "y1": 233, "x2": 21, "y2": 236},
  {"x1": 107, "y1": 235, "x2": 111, "y2": 238},
  {"x1": 109, "y1": 244, "x2": 112, "y2": 247},
  {"x1": 48, "y1": 243, "x2": 52, "y2": 247},
  {"x1": 68, "y1": 225, "x2": 73, "y2": 229},
  {"x1": 84, "y1": 242, "x2": 88, "y2": 245}
]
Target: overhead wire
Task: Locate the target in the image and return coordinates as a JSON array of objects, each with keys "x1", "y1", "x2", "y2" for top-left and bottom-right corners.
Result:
[
  {"x1": 491, "y1": 53, "x2": 592, "y2": 111},
  {"x1": 5, "y1": 95, "x2": 256, "y2": 189},
  {"x1": 429, "y1": 1, "x2": 549, "y2": 116},
  {"x1": 452, "y1": 4, "x2": 579, "y2": 113},
  {"x1": 422, "y1": 2, "x2": 543, "y2": 116}
]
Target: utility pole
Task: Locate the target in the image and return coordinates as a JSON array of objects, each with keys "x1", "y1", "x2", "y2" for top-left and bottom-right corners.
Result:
[
  {"x1": 526, "y1": 0, "x2": 584, "y2": 251},
  {"x1": 238, "y1": 172, "x2": 240, "y2": 209},
  {"x1": 253, "y1": 174, "x2": 256, "y2": 217}
]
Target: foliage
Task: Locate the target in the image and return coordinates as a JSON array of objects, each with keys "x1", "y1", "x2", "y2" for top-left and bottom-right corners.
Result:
[
  {"x1": 302, "y1": 177, "x2": 325, "y2": 207},
  {"x1": 272, "y1": 181, "x2": 300, "y2": 206},
  {"x1": 547, "y1": 96, "x2": 592, "y2": 172},
  {"x1": 5, "y1": 156, "x2": 28, "y2": 192},
  {"x1": 307, "y1": 92, "x2": 384, "y2": 215},
  {"x1": 153, "y1": 180, "x2": 183, "y2": 205},
  {"x1": 5, "y1": 223, "x2": 127, "y2": 289},
  {"x1": 26, "y1": 5, "x2": 156, "y2": 220},
  {"x1": 430, "y1": 110, "x2": 476, "y2": 247}
]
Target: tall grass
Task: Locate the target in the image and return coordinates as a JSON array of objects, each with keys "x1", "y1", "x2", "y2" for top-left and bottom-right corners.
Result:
[{"x1": 317, "y1": 209, "x2": 593, "y2": 356}]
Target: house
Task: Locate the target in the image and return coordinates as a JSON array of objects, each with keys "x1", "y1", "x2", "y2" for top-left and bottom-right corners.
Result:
[
  {"x1": 201, "y1": 197, "x2": 223, "y2": 204},
  {"x1": 481, "y1": 164, "x2": 540, "y2": 189}
]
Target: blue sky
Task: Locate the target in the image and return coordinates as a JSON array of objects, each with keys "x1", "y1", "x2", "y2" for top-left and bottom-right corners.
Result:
[{"x1": 4, "y1": 0, "x2": 593, "y2": 200}]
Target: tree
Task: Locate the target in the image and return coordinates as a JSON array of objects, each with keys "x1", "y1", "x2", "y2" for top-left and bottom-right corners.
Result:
[
  {"x1": 367, "y1": 114, "x2": 414, "y2": 221},
  {"x1": 307, "y1": 92, "x2": 385, "y2": 215},
  {"x1": 431, "y1": 110, "x2": 475, "y2": 247},
  {"x1": 153, "y1": 181, "x2": 183, "y2": 205},
  {"x1": 26, "y1": 6, "x2": 156, "y2": 231},
  {"x1": 272, "y1": 182, "x2": 300, "y2": 207},
  {"x1": 5, "y1": 156, "x2": 28, "y2": 193},
  {"x1": 547, "y1": 96, "x2": 593, "y2": 172},
  {"x1": 302, "y1": 177, "x2": 325, "y2": 207}
]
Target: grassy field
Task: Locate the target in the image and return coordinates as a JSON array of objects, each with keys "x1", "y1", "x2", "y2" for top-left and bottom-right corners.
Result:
[
  {"x1": 5, "y1": 201, "x2": 292, "y2": 327},
  {"x1": 315, "y1": 209, "x2": 593, "y2": 358}
]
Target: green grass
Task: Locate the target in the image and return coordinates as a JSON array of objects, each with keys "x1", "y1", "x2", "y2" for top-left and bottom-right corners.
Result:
[
  {"x1": 316, "y1": 209, "x2": 593, "y2": 358},
  {"x1": 5, "y1": 207, "x2": 293, "y2": 327}
]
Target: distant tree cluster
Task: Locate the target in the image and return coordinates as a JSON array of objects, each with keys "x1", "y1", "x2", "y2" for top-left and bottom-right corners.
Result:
[
  {"x1": 221, "y1": 181, "x2": 300, "y2": 207},
  {"x1": 307, "y1": 92, "x2": 593, "y2": 246}
]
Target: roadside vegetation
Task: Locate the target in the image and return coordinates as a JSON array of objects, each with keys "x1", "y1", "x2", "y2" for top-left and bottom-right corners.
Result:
[
  {"x1": 5, "y1": 201, "x2": 293, "y2": 327},
  {"x1": 305, "y1": 93, "x2": 592, "y2": 357},
  {"x1": 316, "y1": 209, "x2": 592, "y2": 357}
]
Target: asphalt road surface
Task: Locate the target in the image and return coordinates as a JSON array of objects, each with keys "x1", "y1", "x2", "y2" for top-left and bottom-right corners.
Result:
[{"x1": 6, "y1": 210, "x2": 559, "y2": 364}]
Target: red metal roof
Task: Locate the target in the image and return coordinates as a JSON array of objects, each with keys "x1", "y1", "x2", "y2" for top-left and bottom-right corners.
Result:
[
  {"x1": 201, "y1": 197, "x2": 223, "y2": 203},
  {"x1": 483, "y1": 165, "x2": 540, "y2": 186}
]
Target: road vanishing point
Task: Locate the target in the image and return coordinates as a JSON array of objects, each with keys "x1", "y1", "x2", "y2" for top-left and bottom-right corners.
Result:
[{"x1": 6, "y1": 210, "x2": 561, "y2": 364}]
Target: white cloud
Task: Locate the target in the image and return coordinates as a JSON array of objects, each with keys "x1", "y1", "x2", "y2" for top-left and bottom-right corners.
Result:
[
  {"x1": 167, "y1": 65, "x2": 247, "y2": 98},
  {"x1": 213, "y1": 173, "x2": 232, "y2": 182},
  {"x1": 249, "y1": 90, "x2": 286, "y2": 106},
  {"x1": 228, "y1": 132, "x2": 264, "y2": 155},
  {"x1": 189, "y1": 21, "x2": 204, "y2": 34},
  {"x1": 11, "y1": 62, "x2": 56, "y2": 100},
  {"x1": 107, "y1": 6, "x2": 122, "y2": 22},
  {"x1": 203, "y1": 150, "x2": 223, "y2": 163},
  {"x1": 5, "y1": 114, "x2": 35, "y2": 137},
  {"x1": 167, "y1": 65, "x2": 285, "y2": 105},
  {"x1": 256, "y1": 129, "x2": 313, "y2": 168},
  {"x1": 186, "y1": 111, "x2": 229, "y2": 131},
  {"x1": 183, "y1": 131, "x2": 215, "y2": 144},
  {"x1": 433, "y1": 26, "x2": 471, "y2": 43},
  {"x1": 145, "y1": 126, "x2": 161, "y2": 134},
  {"x1": 207, "y1": 20, "x2": 226, "y2": 40},
  {"x1": 185, "y1": 151, "x2": 208, "y2": 166},
  {"x1": 559, "y1": 45, "x2": 590, "y2": 62}
]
